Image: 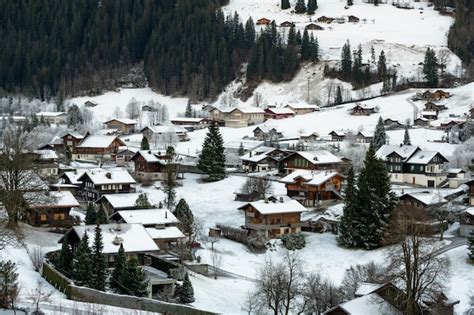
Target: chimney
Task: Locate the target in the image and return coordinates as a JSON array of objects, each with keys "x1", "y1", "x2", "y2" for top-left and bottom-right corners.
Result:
[
  {"x1": 165, "y1": 211, "x2": 168, "y2": 219},
  {"x1": 279, "y1": 197, "x2": 284, "y2": 203},
  {"x1": 106, "y1": 172, "x2": 112, "y2": 179}
]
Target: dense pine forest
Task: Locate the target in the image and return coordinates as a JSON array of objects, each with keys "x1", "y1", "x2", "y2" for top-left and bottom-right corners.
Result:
[
  {"x1": 0, "y1": 0, "x2": 318, "y2": 101},
  {"x1": 448, "y1": 0, "x2": 474, "y2": 78}
]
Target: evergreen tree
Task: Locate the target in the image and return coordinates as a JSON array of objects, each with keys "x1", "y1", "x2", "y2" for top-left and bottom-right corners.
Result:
[
  {"x1": 295, "y1": 0, "x2": 307, "y2": 13},
  {"x1": 374, "y1": 0, "x2": 379, "y2": 5},
  {"x1": 96, "y1": 207, "x2": 109, "y2": 225},
  {"x1": 335, "y1": 86, "x2": 343, "y2": 105},
  {"x1": 370, "y1": 45, "x2": 376, "y2": 65},
  {"x1": 244, "y1": 17, "x2": 256, "y2": 49},
  {"x1": 185, "y1": 101, "x2": 193, "y2": 118},
  {"x1": 110, "y1": 243, "x2": 127, "y2": 293},
  {"x1": 341, "y1": 40, "x2": 352, "y2": 81},
  {"x1": 309, "y1": 34, "x2": 319, "y2": 62},
  {"x1": 135, "y1": 193, "x2": 153, "y2": 209},
  {"x1": 58, "y1": 234, "x2": 73, "y2": 274},
  {"x1": 141, "y1": 136, "x2": 150, "y2": 150},
  {"x1": 124, "y1": 258, "x2": 149, "y2": 297},
  {"x1": 91, "y1": 225, "x2": 107, "y2": 291},
  {"x1": 391, "y1": 71, "x2": 397, "y2": 91},
  {"x1": 175, "y1": 198, "x2": 194, "y2": 235},
  {"x1": 468, "y1": 230, "x2": 474, "y2": 260},
  {"x1": 338, "y1": 167, "x2": 357, "y2": 247},
  {"x1": 67, "y1": 104, "x2": 83, "y2": 127},
  {"x1": 85, "y1": 203, "x2": 97, "y2": 225},
  {"x1": 179, "y1": 273, "x2": 195, "y2": 303},
  {"x1": 281, "y1": 0, "x2": 291, "y2": 10},
  {"x1": 352, "y1": 44, "x2": 364, "y2": 86},
  {"x1": 372, "y1": 117, "x2": 387, "y2": 151},
  {"x1": 73, "y1": 232, "x2": 92, "y2": 286},
  {"x1": 307, "y1": 0, "x2": 318, "y2": 14},
  {"x1": 0, "y1": 260, "x2": 18, "y2": 310},
  {"x1": 31, "y1": 114, "x2": 39, "y2": 128},
  {"x1": 347, "y1": 0, "x2": 353, "y2": 5},
  {"x1": 301, "y1": 30, "x2": 311, "y2": 60},
  {"x1": 377, "y1": 50, "x2": 387, "y2": 79},
  {"x1": 403, "y1": 125, "x2": 411, "y2": 145},
  {"x1": 197, "y1": 124, "x2": 226, "y2": 181},
  {"x1": 162, "y1": 149, "x2": 177, "y2": 209},
  {"x1": 423, "y1": 48, "x2": 439, "y2": 87},
  {"x1": 238, "y1": 142, "x2": 245, "y2": 156}
]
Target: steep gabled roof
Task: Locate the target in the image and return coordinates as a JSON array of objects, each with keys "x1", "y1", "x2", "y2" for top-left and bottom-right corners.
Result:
[
  {"x1": 280, "y1": 169, "x2": 342, "y2": 186},
  {"x1": 78, "y1": 169, "x2": 136, "y2": 185},
  {"x1": 238, "y1": 196, "x2": 307, "y2": 215},
  {"x1": 292, "y1": 150, "x2": 342, "y2": 165},
  {"x1": 375, "y1": 145, "x2": 420, "y2": 161},
  {"x1": 77, "y1": 135, "x2": 124, "y2": 148}
]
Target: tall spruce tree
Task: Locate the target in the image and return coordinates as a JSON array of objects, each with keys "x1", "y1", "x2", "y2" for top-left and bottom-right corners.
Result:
[
  {"x1": 179, "y1": 272, "x2": 195, "y2": 303},
  {"x1": 423, "y1": 48, "x2": 439, "y2": 87},
  {"x1": 281, "y1": 0, "x2": 291, "y2": 10},
  {"x1": 73, "y1": 232, "x2": 92, "y2": 286},
  {"x1": 373, "y1": 117, "x2": 387, "y2": 151},
  {"x1": 335, "y1": 86, "x2": 343, "y2": 105},
  {"x1": 175, "y1": 198, "x2": 194, "y2": 235},
  {"x1": 403, "y1": 125, "x2": 411, "y2": 145},
  {"x1": 162, "y1": 149, "x2": 178, "y2": 210},
  {"x1": 135, "y1": 193, "x2": 153, "y2": 209},
  {"x1": 124, "y1": 258, "x2": 149, "y2": 297},
  {"x1": 197, "y1": 124, "x2": 226, "y2": 181},
  {"x1": 338, "y1": 167, "x2": 357, "y2": 247},
  {"x1": 468, "y1": 230, "x2": 474, "y2": 260},
  {"x1": 295, "y1": 0, "x2": 307, "y2": 13},
  {"x1": 301, "y1": 30, "x2": 311, "y2": 60},
  {"x1": 347, "y1": 0, "x2": 353, "y2": 5},
  {"x1": 377, "y1": 50, "x2": 387, "y2": 79},
  {"x1": 309, "y1": 34, "x2": 319, "y2": 62},
  {"x1": 352, "y1": 44, "x2": 364, "y2": 86},
  {"x1": 141, "y1": 136, "x2": 150, "y2": 150},
  {"x1": 85, "y1": 203, "x2": 97, "y2": 225},
  {"x1": 95, "y1": 207, "x2": 109, "y2": 225},
  {"x1": 110, "y1": 243, "x2": 127, "y2": 293},
  {"x1": 91, "y1": 225, "x2": 107, "y2": 291},
  {"x1": 58, "y1": 234, "x2": 73, "y2": 274},
  {"x1": 307, "y1": 0, "x2": 318, "y2": 14},
  {"x1": 341, "y1": 40, "x2": 352, "y2": 81},
  {"x1": 185, "y1": 101, "x2": 193, "y2": 118}
]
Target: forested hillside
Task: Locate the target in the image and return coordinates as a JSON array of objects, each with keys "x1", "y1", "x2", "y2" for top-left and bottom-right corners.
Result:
[
  {"x1": 448, "y1": 0, "x2": 474, "y2": 78},
  {"x1": 0, "y1": 0, "x2": 315, "y2": 101}
]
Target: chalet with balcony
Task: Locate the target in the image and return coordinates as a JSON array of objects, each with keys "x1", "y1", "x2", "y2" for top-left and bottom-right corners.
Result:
[
  {"x1": 282, "y1": 150, "x2": 343, "y2": 173},
  {"x1": 317, "y1": 16, "x2": 334, "y2": 23},
  {"x1": 141, "y1": 125, "x2": 189, "y2": 143},
  {"x1": 328, "y1": 130, "x2": 346, "y2": 142},
  {"x1": 26, "y1": 191, "x2": 80, "y2": 227},
  {"x1": 73, "y1": 135, "x2": 125, "y2": 161},
  {"x1": 78, "y1": 169, "x2": 136, "y2": 201},
  {"x1": 350, "y1": 104, "x2": 376, "y2": 116},
  {"x1": 256, "y1": 17, "x2": 271, "y2": 25},
  {"x1": 33, "y1": 149, "x2": 59, "y2": 177},
  {"x1": 209, "y1": 107, "x2": 265, "y2": 128},
  {"x1": 356, "y1": 131, "x2": 374, "y2": 143},
  {"x1": 280, "y1": 170, "x2": 344, "y2": 206},
  {"x1": 131, "y1": 150, "x2": 177, "y2": 181},
  {"x1": 460, "y1": 207, "x2": 474, "y2": 237},
  {"x1": 264, "y1": 107, "x2": 296, "y2": 120},
  {"x1": 376, "y1": 145, "x2": 448, "y2": 187},
  {"x1": 239, "y1": 196, "x2": 307, "y2": 239},
  {"x1": 97, "y1": 192, "x2": 143, "y2": 215},
  {"x1": 305, "y1": 23, "x2": 324, "y2": 30},
  {"x1": 241, "y1": 147, "x2": 292, "y2": 172},
  {"x1": 284, "y1": 103, "x2": 319, "y2": 115},
  {"x1": 424, "y1": 101, "x2": 446, "y2": 113},
  {"x1": 383, "y1": 118, "x2": 404, "y2": 130},
  {"x1": 103, "y1": 118, "x2": 137, "y2": 133},
  {"x1": 414, "y1": 117, "x2": 429, "y2": 127},
  {"x1": 252, "y1": 125, "x2": 283, "y2": 141}
]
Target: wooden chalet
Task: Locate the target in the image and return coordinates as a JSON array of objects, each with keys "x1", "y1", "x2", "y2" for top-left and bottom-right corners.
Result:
[
  {"x1": 264, "y1": 107, "x2": 296, "y2": 120},
  {"x1": 131, "y1": 150, "x2": 178, "y2": 182},
  {"x1": 170, "y1": 118, "x2": 209, "y2": 130},
  {"x1": 73, "y1": 135, "x2": 125, "y2": 161},
  {"x1": 414, "y1": 117, "x2": 429, "y2": 127},
  {"x1": 305, "y1": 23, "x2": 324, "y2": 30},
  {"x1": 280, "y1": 170, "x2": 344, "y2": 206},
  {"x1": 354, "y1": 131, "x2": 373, "y2": 143},
  {"x1": 285, "y1": 103, "x2": 319, "y2": 115},
  {"x1": 239, "y1": 196, "x2": 307, "y2": 239},
  {"x1": 328, "y1": 130, "x2": 346, "y2": 141},
  {"x1": 424, "y1": 101, "x2": 446, "y2": 113},
  {"x1": 26, "y1": 191, "x2": 79, "y2": 227},
  {"x1": 325, "y1": 282, "x2": 458, "y2": 315},
  {"x1": 208, "y1": 107, "x2": 265, "y2": 128},
  {"x1": 459, "y1": 207, "x2": 474, "y2": 237},
  {"x1": 141, "y1": 125, "x2": 189, "y2": 142},
  {"x1": 422, "y1": 89, "x2": 450, "y2": 101},
  {"x1": 466, "y1": 179, "x2": 474, "y2": 206},
  {"x1": 280, "y1": 21, "x2": 295, "y2": 27},
  {"x1": 383, "y1": 118, "x2": 404, "y2": 129},
  {"x1": 33, "y1": 149, "x2": 59, "y2": 177},
  {"x1": 439, "y1": 120, "x2": 466, "y2": 131},
  {"x1": 347, "y1": 15, "x2": 360, "y2": 22},
  {"x1": 281, "y1": 150, "x2": 343, "y2": 173},
  {"x1": 110, "y1": 209, "x2": 185, "y2": 251},
  {"x1": 115, "y1": 147, "x2": 138, "y2": 166},
  {"x1": 103, "y1": 118, "x2": 137, "y2": 133},
  {"x1": 317, "y1": 16, "x2": 333, "y2": 23},
  {"x1": 299, "y1": 132, "x2": 319, "y2": 143},
  {"x1": 256, "y1": 17, "x2": 271, "y2": 25},
  {"x1": 350, "y1": 104, "x2": 376, "y2": 116},
  {"x1": 252, "y1": 125, "x2": 283, "y2": 141},
  {"x1": 78, "y1": 169, "x2": 136, "y2": 201},
  {"x1": 420, "y1": 111, "x2": 438, "y2": 120},
  {"x1": 97, "y1": 192, "x2": 142, "y2": 215},
  {"x1": 241, "y1": 147, "x2": 292, "y2": 172}
]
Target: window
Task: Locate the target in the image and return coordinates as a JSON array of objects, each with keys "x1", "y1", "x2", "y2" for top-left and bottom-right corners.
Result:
[
  {"x1": 40, "y1": 214, "x2": 47, "y2": 222},
  {"x1": 53, "y1": 213, "x2": 65, "y2": 220}
]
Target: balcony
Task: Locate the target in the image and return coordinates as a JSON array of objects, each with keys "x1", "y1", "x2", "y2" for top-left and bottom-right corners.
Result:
[{"x1": 245, "y1": 223, "x2": 302, "y2": 230}]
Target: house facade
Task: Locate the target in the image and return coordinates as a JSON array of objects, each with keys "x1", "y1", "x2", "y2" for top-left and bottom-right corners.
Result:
[
  {"x1": 36, "y1": 112, "x2": 68, "y2": 125},
  {"x1": 78, "y1": 169, "x2": 136, "y2": 201},
  {"x1": 280, "y1": 170, "x2": 344, "y2": 206},
  {"x1": 131, "y1": 150, "x2": 175, "y2": 181},
  {"x1": 26, "y1": 191, "x2": 79, "y2": 227},
  {"x1": 264, "y1": 107, "x2": 296, "y2": 120},
  {"x1": 104, "y1": 118, "x2": 137, "y2": 133},
  {"x1": 460, "y1": 208, "x2": 474, "y2": 237},
  {"x1": 141, "y1": 125, "x2": 189, "y2": 143},
  {"x1": 282, "y1": 150, "x2": 343, "y2": 173},
  {"x1": 376, "y1": 145, "x2": 448, "y2": 187},
  {"x1": 209, "y1": 107, "x2": 265, "y2": 128},
  {"x1": 73, "y1": 135, "x2": 125, "y2": 161},
  {"x1": 350, "y1": 104, "x2": 376, "y2": 116},
  {"x1": 239, "y1": 196, "x2": 306, "y2": 239},
  {"x1": 240, "y1": 147, "x2": 291, "y2": 172},
  {"x1": 329, "y1": 130, "x2": 346, "y2": 141},
  {"x1": 284, "y1": 103, "x2": 319, "y2": 115}
]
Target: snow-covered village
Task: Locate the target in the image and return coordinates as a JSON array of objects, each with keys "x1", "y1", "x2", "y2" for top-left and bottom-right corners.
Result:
[{"x1": 0, "y1": 0, "x2": 473, "y2": 314}]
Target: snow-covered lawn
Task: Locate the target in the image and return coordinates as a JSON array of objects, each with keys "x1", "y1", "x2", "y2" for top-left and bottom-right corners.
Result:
[{"x1": 444, "y1": 246, "x2": 474, "y2": 314}]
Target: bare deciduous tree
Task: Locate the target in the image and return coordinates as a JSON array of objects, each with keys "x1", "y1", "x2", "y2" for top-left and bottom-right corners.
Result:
[
  {"x1": 211, "y1": 250, "x2": 222, "y2": 279},
  {"x1": 437, "y1": 50, "x2": 451, "y2": 75},
  {"x1": 27, "y1": 245, "x2": 46, "y2": 272},
  {"x1": 239, "y1": 177, "x2": 273, "y2": 200},
  {"x1": 252, "y1": 92, "x2": 266, "y2": 108},
  {"x1": 126, "y1": 97, "x2": 141, "y2": 120},
  {"x1": 340, "y1": 261, "x2": 387, "y2": 300},
  {"x1": 302, "y1": 272, "x2": 343, "y2": 315},
  {"x1": 241, "y1": 290, "x2": 260, "y2": 315},
  {"x1": 26, "y1": 281, "x2": 53, "y2": 314}
]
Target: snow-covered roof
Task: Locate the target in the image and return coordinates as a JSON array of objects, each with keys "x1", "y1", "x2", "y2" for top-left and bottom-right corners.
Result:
[
  {"x1": 28, "y1": 191, "x2": 80, "y2": 208},
  {"x1": 400, "y1": 191, "x2": 447, "y2": 206},
  {"x1": 464, "y1": 207, "x2": 474, "y2": 216},
  {"x1": 239, "y1": 196, "x2": 307, "y2": 215},
  {"x1": 329, "y1": 130, "x2": 346, "y2": 136},
  {"x1": 104, "y1": 118, "x2": 137, "y2": 125},
  {"x1": 133, "y1": 150, "x2": 169, "y2": 163},
  {"x1": 357, "y1": 131, "x2": 374, "y2": 138},
  {"x1": 447, "y1": 168, "x2": 465, "y2": 174},
  {"x1": 265, "y1": 107, "x2": 295, "y2": 115},
  {"x1": 34, "y1": 149, "x2": 58, "y2": 160},
  {"x1": 98, "y1": 193, "x2": 142, "y2": 209},
  {"x1": 253, "y1": 125, "x2": 278, "y2": 133},
  {"x1": 232, "y1": 106, "x2": 265, "y2": 114},
  {"x1": 143, "y1": 125, "x2": 188, "y2": 134},
  {"x1": 280, "y1": 169, "x2": 341, "y2": 186},
  {"x1": 375, "y1": 145, "x2": 420, "y2": 161},
  {"x1": 295, "y1": 150, "x2": 342, "y2": 165},
  {"x1": 240, "y1": 147, "x2": 276, "y2": 163},
  {"x1": 36, "y1": 111, "x2": 67, "y2": 117},
  {"x1": 421, "y1": 111, "x2": 437, "y2": 116},
  {"x1": 114, "y1": 209, "x2": 178, "y2": 225},
  {"x1": 61, "y1": 171, "x2": 85, "y2": 185},
  {"x1": 355, "y1": 283, "x2": 385, "y2": 296},
  {"x1": 77, "y1": 135, "x2": 121, "y2": 148},
  {"x1": 224, "y1": 140, "x2": 264, "y2": 150},
  {"x1": 71, "y1": 223, "x2": 159, "y2": 254},
  {"x1": 285, "y1": 103, "x2": 320, "y2": 110},
  {"x1": 170, "y1": 117, "x2": 207, "y2": 123},
  {"x1": 335, "y1": 293, "x2": 402, "y2": 315},
  {"x1": 146, "y1": 226, "x2": 186, "y2": 240},
  {"x1": 79, "y1": 169, "x2": 136, "y2": 185},
  {"x1": 406, "y1": 150, "x2": 444, "y2": 165},
  {"x1": 63, "y1": 132, "x2": 85, "y2": 139}
]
